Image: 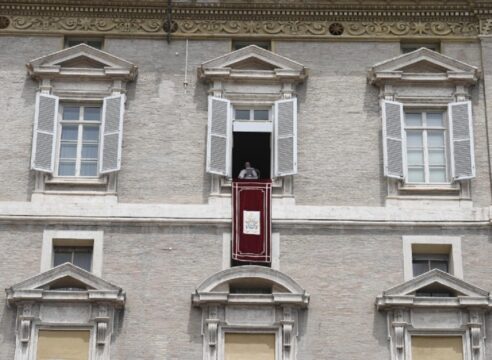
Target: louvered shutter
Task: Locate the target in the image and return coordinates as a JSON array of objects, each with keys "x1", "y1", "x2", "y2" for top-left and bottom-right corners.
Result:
[
  {"x1": 99, "y1": 94, "x2": 125, "y2": 174},
  {"x1": 206, "y1": 96, "x2": 231, "y2": 176},
  {"x1": 31, "y1": 93, "x2": 59, "y2": 173},
  {"x1": 382, "y1": 100, "x2": 405, "y2": 179},
  {"x1": 449, "y1": 101, "x2": 475, "y2": 180},
  {"x1": 274, "y1": 98, "x2": 297, "y2": 177}
]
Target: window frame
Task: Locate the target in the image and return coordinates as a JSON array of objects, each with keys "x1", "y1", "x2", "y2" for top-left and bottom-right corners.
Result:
[
  {"x1": 55, "y1": 103, "x2": 102, "y2": 178},
  {"x1": 404, "y1": 109, "x2": 449, "y2": 184},
  {"x1": 53, "y1": 245, "x2": 94, "y2": 272},
  {"x1": 64, "y1": 36, "x2": 104, "y2": 49},
  {"x1": 41, "y1": 230, "x2": 103, "y2": 276},
  {"x1": 402, "y1": 236, "x2": 463, "y2": 281},
  {"x1": 400, "y1": 42, "x2": 440, "y2": 54}
]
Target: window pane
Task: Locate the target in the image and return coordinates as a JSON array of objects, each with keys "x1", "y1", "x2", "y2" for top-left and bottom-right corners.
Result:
[
  {"x1": 61, "y1": 126, "x2": 78, "y2": 141},
  {"x1": 408, "y1": 167, "x2": 425, "y2": 182},
  {"x1": 427, "y1": 112, "x2": 444, "y2": 127},
  {"x1": 407, "y1": 150, "x2": 424, "y2": 166},
  {"x1": 53, "y1": 251, "x2": 72, "y2": 267},
  {"x1": 87, "y1": 40, "x2": 103, "y2": 49},
  {"x1": 73, "y1": 252, "x2": 92, "y2": 271},
  {"x1": 428, "y1": 149, "x2": 445, "y2": 166},
  {"x1": 84, "y1": 107, "x2": 101, "y2": 121},
  {"x1": 430, "y1": 260, "x2": 449, "y2": 273},
  {"x1": 235, "y1": 110, "x2": 250, "y2": 120},
  {"x1": 413, "y1": 260, "x2": 429, "y2": 276},
  {"x1": 406, "y1": 130, "x2": 423, "y2": 147},
  {"x1": 82, "y1": 144, "x2": 98, "y2": 159},
  {"x1": 80, "y1": 162, "x2": 97, "y2": 176},
  {"x1": 60, "y1": 144, "x2": 77, "y2": 159},
  {"x1": 429, "y1": 167, "x2": 447, "y2": 182},
  {"x1": 58, "y1": 162, "x2": 76, "y2": 176},
  {"x1": 63, "y1": 107, "x2": 80, "y2": 120},
  {"x1": 405, "y1": 113, "x2": 422, "y2": 126},
  {"x1": 254, "y1": 110, "x2": 269, "y2": 120},
  {"x1": 82, "y1": 127, "x2": 99, "y2": 142},
  {"x1": 427, "y1": 130, "x2": 445, "y2": 147}
]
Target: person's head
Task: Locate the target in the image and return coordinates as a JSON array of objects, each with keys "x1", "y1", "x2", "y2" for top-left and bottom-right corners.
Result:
[{"x1": 244, "y1": 162, "x2": 251, "y2": 168}]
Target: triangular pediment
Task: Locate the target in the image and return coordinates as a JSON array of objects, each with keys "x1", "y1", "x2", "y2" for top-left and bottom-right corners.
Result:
[
  {"x1": 199, "y1": 45, "x2": 306, "y2": 82},
  {"x1": 8, "y1": 262, "x2": 121, "y2": 292},
  {"x1": 27, "y1": 43, "x2": 137, "y2": 80},
  {"x1": 368, "y1": 47, "x2": 479, "y2": 85},
  {"x1": 383, "y1": 269, "x2": 488, "y2": 298}
]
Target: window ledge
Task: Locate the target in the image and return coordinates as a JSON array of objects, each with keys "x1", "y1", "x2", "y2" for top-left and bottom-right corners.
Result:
[
  {"x1": 397, "y1": 182, "x2": 461, "y2": 196},
  {"x1": 45, "y1": 176, "x2": 108, "y2": 185},
  {"x1": 220, "y1": 177, "x2": 283, "y2": 188}
]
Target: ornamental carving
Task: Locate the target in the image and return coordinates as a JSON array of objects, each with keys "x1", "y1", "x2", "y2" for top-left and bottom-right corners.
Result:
[{"x1": 0, "y1": 15, "x2": 481, "y2": 38}]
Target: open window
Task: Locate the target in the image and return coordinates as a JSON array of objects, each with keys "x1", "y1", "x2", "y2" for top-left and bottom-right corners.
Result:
[
  {"x1": 377, "y1": 269, "x2": 489, "y2": 360},
  {"x1": 200, "y1": 45, "x2": 306, "y2": 197},
  {"x1": 192, "y1": 266, "x2": 309, "y2": 360},
  {"x1": 27, "y1": 44, "x2": 137, "y2": 196},
  {"x1": 369, "y1": 48, "x2": 479, "y2": 201}
]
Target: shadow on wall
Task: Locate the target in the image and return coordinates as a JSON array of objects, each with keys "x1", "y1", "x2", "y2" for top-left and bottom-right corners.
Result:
[
  {"x1": 0, "y1": 302, "x2": 17, "y2": 358},
  {"x1": 21, "y1": 74, "x2": 37, "y2": 202}
]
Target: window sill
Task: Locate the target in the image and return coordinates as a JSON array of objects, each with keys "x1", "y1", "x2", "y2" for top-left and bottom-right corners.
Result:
[
  {"x1": 220, "y1": 177, "x2": 283, "y2": 188},
  {"x1": 397, "y1": 182, "x2": 461, "y2": 196},
  {"x1": 45, "y1": 176, "x2": 108, "y2": 185}
]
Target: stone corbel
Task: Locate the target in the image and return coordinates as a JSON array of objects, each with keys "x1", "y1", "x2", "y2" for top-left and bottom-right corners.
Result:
[
  {"x1": 111, "y1": 80, "x2": 127, "y2": 95},
  {"x1": 454, "y1": 85, "x2": 469, "y2": 102},
  {"x1": 281, "y1": 306, "x2": 296, "y2": 360},
  {"x1": 468, "y1": 310, "x2": 484, "y2": 360},
  {"x1": 281, "y1": 82, "x2": 294, "y2": 99},
  {"x1": 210, "y1": 81, "x2": 224, "y2": 98},
  {"x1": 19, "y1": 304, "x2": 33, "y2": 344},
  {"x1": 391, "y1": 309, "x2": 408, "y2": 360},
  {"x1": 94, "y1": 304, "x2": 110, "y2": 347},
  {"x1": 39, "y1": 79, "x2": 52, "y2": 95},
  {"x1": 205, "y1": 305, "x2": 220, "y2": 359},
  {"x1": 382, "y1": 85, "x2": 395, "y2": 101}
]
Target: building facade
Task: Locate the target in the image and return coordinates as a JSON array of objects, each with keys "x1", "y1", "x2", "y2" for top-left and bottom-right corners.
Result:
[{"x1": 1, "y1": 0, "x2": 492, "y2": 359}]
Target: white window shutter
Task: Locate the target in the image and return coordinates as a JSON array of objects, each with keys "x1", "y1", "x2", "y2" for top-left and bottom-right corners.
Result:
[
  {"x1": 274, "y1": 98, "x2": 297, "y2": 177},
  {"x1": 382, "y1": 100, "x2": 405, "y2": 179},
  {"x1": 31, "y1": 93, "x2": 59, "y2": 173},
  {"x1": 206, "y1": 96, "x2": 232, "y2": 176},
  {"x1": 449, "y1": 101, "x2": 475, "y2": 180},
  {"x1": 99, "y1": 94, "x2": 125, "y2": 174}
]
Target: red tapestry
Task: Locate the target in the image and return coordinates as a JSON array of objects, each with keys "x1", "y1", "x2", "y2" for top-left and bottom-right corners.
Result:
[{"x1": 232, "y1": 179, "x2": 272, "y2": 263}]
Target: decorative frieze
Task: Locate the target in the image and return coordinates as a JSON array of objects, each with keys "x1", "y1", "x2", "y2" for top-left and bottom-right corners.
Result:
[{"x1": 0, "y1": 15, "x2": 481, "y2": 38}]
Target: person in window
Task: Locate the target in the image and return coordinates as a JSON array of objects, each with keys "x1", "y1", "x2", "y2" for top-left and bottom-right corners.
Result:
[{"x1": 238, "y1": 162, "x2": 259, "y2": 179}]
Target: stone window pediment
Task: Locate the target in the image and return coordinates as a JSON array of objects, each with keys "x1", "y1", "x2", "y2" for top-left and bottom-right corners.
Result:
[
  {"x1": 193, "y1": 266, "x2": 309, "y2": 360},
  {"x1": 6, "y1": 263, "x2": 124, "y2": 360},
  {"x1": 199, "y1": 45, "x2": 307, "y2": 83},
  {"x1": 377, "y1": 269, "x2": 490, "y2": 360},
  {"x1": 27, "y1": 43, "x2": 137, "y2": 81},
  {"x1": 368, "y1": 47, "x2": 479, "y2": 86}
]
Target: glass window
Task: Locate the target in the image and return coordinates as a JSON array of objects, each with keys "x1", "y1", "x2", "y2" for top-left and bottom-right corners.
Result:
[
  {"x1": 234, "y1": 109, "x2": 270, "y2": 121},
  {"x1": 401, "y1": 42, "x2": 440, "y2": 54},
  {"x1": 54, "y1": 246, "x2": 93, "y2": 272},
  {"x1": 405, "y1": 111, "x2": 447, "y2": 184},
  {"x1": 232, "y1": 40, "x2": 271, "y2": 51},
  {"x1": 58, "y1": 105, "x2": 101, "y2": 177},
  {"x1": 65, "y1": 37, "x2": 103, "y2": 49},
  {"x1": 412, "y1": 254, "x2": 449, "y2": 277}
]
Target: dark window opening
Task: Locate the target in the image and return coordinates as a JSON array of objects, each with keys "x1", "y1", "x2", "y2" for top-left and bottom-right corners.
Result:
[
  {"x1": 415, "y1": 283, "x2": 458, "y2": 297},
  {"x1": 233, "y1": 132, "x2": 271, "y2": 180},
  {"x1": 232, "y1": 40, "x2": 271, "y2": 51},
  {"x1": 54, "y1": 246, "x2": 93, "y2": 272},
  {"x1": 231, "y1": 259, "x2": 270, "y2": 268},
  {"x1": 412, "y1": 254, "x2": 449, "y2": 277},
  {"x1": 65, "y1": 37, "x2": 104, "y2": 49},
  {"x1": 401, "y1": 41, "x2": 440, "y2": 54}
]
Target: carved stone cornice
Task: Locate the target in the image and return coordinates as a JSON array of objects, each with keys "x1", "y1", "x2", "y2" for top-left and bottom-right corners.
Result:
[{"x1": 0, "y1": 1, "x2": 491, "y2": 39}]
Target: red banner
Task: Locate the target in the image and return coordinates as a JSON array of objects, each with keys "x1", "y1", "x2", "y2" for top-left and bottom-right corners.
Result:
[{"x1": 232, "y1": 180, "x2": 272, "y2": 263}]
